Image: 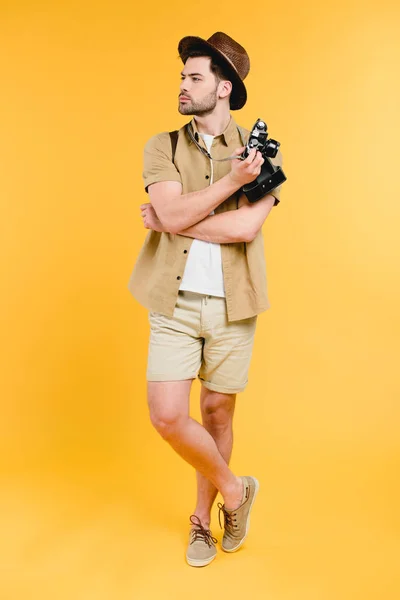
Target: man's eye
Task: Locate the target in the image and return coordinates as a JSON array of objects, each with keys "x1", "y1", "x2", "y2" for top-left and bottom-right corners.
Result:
[{"x1": 193, "y1": 78, "x2": 200, "y2": 82}]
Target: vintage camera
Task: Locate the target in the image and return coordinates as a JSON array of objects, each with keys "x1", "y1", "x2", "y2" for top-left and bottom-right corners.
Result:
[{"x1": 241, "y1": 119, "x2": 287, "y2": 203}]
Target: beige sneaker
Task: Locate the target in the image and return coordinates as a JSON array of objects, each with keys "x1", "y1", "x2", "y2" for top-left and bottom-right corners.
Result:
[
  {"x1": 186, "y1": 515, "x2": 218, "y2": 567},
  {"x1": 217, "y1": 476, "x2": 259, "y2": 552}
]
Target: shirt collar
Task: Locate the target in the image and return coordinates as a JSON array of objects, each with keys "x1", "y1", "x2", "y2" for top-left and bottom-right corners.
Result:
[{"x1": 187, "y1": 115, "x2": 238, "y2": 146}]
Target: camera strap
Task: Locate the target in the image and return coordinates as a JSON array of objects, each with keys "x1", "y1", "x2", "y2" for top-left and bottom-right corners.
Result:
[{"x1": 169, "y1": 130, "x2": 179, "y2": 164}]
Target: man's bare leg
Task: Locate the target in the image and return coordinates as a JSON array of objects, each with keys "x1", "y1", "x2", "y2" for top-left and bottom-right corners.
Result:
[
  {"x1": 148, "y1": 380, "x2": 243, "y2": 510},
  {"x1": 192, "y1": 386, "x2": 236, "y2": 527}
]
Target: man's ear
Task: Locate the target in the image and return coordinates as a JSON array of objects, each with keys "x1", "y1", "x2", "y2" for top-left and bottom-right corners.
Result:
[{"x1": 218, "y1": 79, "x2": 232, "y2": 101}]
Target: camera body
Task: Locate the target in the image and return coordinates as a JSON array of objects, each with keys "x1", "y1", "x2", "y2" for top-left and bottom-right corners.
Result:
[{"x1": 241, "y1": 119, "x2": 287, "y2": 203}]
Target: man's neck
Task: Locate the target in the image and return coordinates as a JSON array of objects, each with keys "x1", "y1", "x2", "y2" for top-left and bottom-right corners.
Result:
[{"x1": 193, "y1": 110, "x2": 231, "y2": 137}]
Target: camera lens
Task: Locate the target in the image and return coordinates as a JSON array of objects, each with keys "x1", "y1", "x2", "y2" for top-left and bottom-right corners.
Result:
[{"x1": 265, "y1": 140, "x2": 279, "y2": 158}]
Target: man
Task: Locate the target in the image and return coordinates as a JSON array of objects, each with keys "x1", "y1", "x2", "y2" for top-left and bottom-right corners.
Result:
[{"x1": 127, "y1": 32, "x2": 283, "y2": 567}]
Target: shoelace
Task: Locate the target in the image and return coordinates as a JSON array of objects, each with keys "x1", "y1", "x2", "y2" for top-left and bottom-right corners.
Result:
[
  {"x1": 189, "y1": 515, "x2": 218, "y2": 547},
  {"x1": 217, "y1": 502, "x2": 239, "y2": 538}
]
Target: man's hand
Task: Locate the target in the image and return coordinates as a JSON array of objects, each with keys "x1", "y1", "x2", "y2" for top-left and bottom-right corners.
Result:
[
  {"x1": 228, "y1": 146, "x2": 264, "y2": 188},
  {"x1": 140, "y1": 203, "x2": 166, "y2": 232}
]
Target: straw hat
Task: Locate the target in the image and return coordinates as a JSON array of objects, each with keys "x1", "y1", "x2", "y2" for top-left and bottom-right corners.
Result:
[{"x1": 178, "y1": 32, "x2": 250, "y2": 110}]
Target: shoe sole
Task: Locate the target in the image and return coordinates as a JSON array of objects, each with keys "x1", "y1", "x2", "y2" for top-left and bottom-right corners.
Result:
[
  {"x1": 186, "y1": 553, "x2": 217, "y2": 567},
  {"x1": 222, "y1": 476, "x2": 260, "y2": 553}
]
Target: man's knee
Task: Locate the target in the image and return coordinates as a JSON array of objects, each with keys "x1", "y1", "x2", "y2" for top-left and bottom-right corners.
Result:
[
  {"x1": 149, "y1": 404, "x2": 185, "y2": 440},
  {"x1": 147, "y1": 381, "x2": 191, "y2": 440},
  {"x1": 201, "y1": 389, "x2": 236, "y2": 429}
]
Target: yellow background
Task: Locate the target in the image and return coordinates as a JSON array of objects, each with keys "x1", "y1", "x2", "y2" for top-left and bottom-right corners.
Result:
[{"x1": 1, "y1": 0, "x2": 399, "y2": 598}]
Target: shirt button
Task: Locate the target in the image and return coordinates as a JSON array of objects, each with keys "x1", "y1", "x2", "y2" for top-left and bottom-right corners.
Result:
[
  {"x1": 177, "y1": 276, "x2": 181, "y2": 280},
  {"x1": 205, "y1": 175, "x2": 210, "y2": 179},
  {"x1": 183, "y1": 250, "x2": 187, "y2": 254}
]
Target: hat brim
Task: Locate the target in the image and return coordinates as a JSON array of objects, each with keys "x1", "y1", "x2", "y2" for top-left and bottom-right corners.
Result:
[{"x1": 178, "y1": 36, "x2": 247, "y2": 110}]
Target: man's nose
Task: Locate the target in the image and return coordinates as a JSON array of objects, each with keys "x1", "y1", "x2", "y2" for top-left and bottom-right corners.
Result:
[{"x1": 180, "y1": 80, "x2": 189, "y2": 94}]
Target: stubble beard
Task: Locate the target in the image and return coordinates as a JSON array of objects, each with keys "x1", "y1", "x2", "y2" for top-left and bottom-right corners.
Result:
[{"x1": 178, "y1": 87, "x2": 218, "y2": 116}]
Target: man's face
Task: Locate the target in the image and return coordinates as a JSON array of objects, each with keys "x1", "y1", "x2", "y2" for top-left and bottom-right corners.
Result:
[{"x1": 178, "y1": 56, "x2": 221, "y2": 116}]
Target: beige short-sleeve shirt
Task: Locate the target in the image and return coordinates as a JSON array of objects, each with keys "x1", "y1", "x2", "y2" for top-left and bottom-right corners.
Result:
[{"x1": 127, "y1": 115, "x2": 283, "y2": 322}]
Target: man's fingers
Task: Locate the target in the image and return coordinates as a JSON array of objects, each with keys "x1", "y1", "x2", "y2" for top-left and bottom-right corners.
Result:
[
  {"x1": 250, "y1": 154, "x2": 264, "y2": 176},
  {"x1": 244, "y1": 147, "x2": 257, "y2": 165},
  {"x1": 251, "y1": 152, "x2": 264, "y2": 168},
  {"x1": 255, "y1": 153, "x2": 264, "y2": 167},
  {"x1": 233, "y1": 145, "x2": 245, "y2": 155}
]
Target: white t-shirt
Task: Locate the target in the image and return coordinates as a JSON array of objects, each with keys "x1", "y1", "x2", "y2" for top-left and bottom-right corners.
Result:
[{"x1": 179, "y1": 133, "x2": 225, "y2": 297}]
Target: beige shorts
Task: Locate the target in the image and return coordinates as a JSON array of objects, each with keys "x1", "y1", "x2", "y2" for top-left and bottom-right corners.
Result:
[{"x1": 147, "y1": 290, "x2": 257, "y2": 394}]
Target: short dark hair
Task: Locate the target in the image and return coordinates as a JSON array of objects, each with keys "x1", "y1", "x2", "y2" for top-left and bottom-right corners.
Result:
[{"x1": 184, "y1": 50, "x2": 231, "y2": 84}]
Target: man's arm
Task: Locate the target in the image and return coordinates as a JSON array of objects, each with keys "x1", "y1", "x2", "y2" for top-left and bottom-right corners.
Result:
[
  {"x1": 145, "y1": 134, "x2": 264, "y2": 233},
  {"x1": 149, "y1": 176, "x2": 240, "y2": 234},
  {"x1": 172, "y1": 148, "x2": 284, "y2": 242},
  {"x1": 175, "y1": 192, "x2": 276, "y2": 243},
  {"x1": 141, "y1": 192, "x2": 276, "y2": 243}
]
